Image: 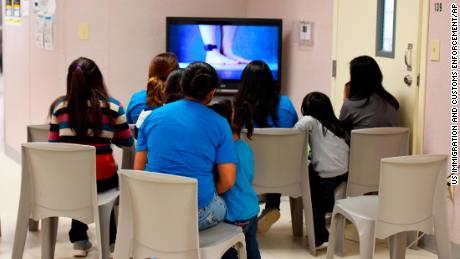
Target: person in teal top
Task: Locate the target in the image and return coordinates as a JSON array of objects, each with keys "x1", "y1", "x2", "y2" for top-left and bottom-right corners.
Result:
[
  {"x1": 235, "y1": 60, "x2": 298, "y2": 235},
  {"x1": 135, "y1": 62, "x2": 236, "y2": 231},
  {"x1": 210, "y1": 100, "x2": 261, "y2": 259},
  {"x1": 126, "y1": 89, "x2": 146, "y2": 124}
]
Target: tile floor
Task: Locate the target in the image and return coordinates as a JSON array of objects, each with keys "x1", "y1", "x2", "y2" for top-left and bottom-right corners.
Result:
[{"x1": 0, "y1": 74, "x2": 437, "y2": 258}]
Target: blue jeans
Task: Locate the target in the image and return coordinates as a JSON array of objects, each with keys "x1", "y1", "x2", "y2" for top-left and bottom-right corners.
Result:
[
  {"x1": 222, "y1": 216, "x2": 261, "y2": 259},
  {"x1": 198, "y1": 193, "x2": 226, "y2": 231}
]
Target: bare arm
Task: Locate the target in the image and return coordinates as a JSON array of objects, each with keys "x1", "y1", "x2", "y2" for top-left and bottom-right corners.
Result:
[
  {"x1": 134, "y1": 151, "x2": 147, "y2": 170},
  {"x1": 216, "y1": 163, "x2": 236, "y2": 194}
]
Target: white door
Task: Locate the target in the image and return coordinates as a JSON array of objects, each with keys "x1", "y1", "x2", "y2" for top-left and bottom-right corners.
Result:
[{"x1": 331, "y1": 0, "x2": 428, "y2": 153}]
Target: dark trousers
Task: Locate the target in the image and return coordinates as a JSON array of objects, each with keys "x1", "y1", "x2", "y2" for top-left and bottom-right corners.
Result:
[
  {"x1": 222, "y1": 216, "x2": 261, "y2": 259},
  {"x1": 264, "y1": 193, "x2": 281, "y2": 210},
  {"x1": 69, "y1": 174, "x2": 118, "y2": 244},
  {"x1": 309, "y1": 164, "x2": 348, "y2": 243}
]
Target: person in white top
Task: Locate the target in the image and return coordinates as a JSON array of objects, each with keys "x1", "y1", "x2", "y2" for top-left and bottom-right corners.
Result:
[{"x1": 294, "y1": 92, "x2": 349, "y2": 250}]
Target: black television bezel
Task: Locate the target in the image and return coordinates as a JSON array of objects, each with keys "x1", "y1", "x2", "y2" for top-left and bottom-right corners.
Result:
[{"x1": 166, "y1": 17, "x2": 283, "y2": 94}]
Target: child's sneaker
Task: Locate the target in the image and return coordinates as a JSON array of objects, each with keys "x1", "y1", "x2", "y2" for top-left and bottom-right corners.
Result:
[
  {"x1": 257, "y1": 209, "x2": 280, "y2": 234},
  {"x1": 73, "y1": 240, "x2": 92, "y2": 257},
  {"x1": 315, "y1": 240, "x2": 329, "y2": 250}
]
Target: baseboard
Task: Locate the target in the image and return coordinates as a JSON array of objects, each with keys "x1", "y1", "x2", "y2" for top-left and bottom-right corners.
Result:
[
  {"x1": 5, "y1": 143, "x2": 21, "y2": 163},
  {"x1": 420, "y1": 234, "x2": 460, "y2": 259}
]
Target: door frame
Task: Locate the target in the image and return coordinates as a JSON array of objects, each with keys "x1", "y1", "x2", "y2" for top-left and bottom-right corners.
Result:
[{"x1": 330, "y1": 0, "x2": 430, "y2": 154}]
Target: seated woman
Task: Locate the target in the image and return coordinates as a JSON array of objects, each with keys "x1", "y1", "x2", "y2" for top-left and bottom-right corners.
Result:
[
  {"x1": 134, "y1": 62, "x2": 236, "y2": 230},
  {"x1": 48, "y1": 57, "x2": 134, "y2": 257},
  {"x1": 126, "y1": 52, "x2": 178, "y2": 124}
]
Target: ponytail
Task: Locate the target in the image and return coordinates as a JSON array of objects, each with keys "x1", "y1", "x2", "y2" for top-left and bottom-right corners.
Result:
[
  {"x1": 146, "y1": 76, "x2": 165, "y2": 107},
  {"x1": 233, "y1": 100, "x2": 254, "y2": 139}
]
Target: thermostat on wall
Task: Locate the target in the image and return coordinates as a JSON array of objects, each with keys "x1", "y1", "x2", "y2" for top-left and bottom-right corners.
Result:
[{"x1": 299, "y1": 21, "x2": 313, "y2": 46}]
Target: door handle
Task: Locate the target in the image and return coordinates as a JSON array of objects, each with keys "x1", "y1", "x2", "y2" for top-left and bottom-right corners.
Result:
[
  {"x1": 404, "y1": 43, "x2": 413, "y2": 71},
  {"x1": 404, "y1": 74, "x2": 413, "y2": 87}
]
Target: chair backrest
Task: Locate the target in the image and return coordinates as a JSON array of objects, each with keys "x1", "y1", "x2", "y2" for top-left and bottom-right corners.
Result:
[
  {"x1": 21, "y1": 143, "x2": 98, "y2": 223},
  {"x1": 241, "y1": 128, "x2": 308, "y2": 197},
  {"x1": 120, "y1": 124, "x2": 136, "y2": 169},
  {"x1": 27, "y1": 124, "x2": 49, "y2": 142},
  {"x1": 118, "y1": 170, "x2": 200, "y2": 258},
  {"x1": 375, "y1": 155, "x2": 447, "y2": 238},
  {"x1": 347, "y1": 127, "x2": 409, "y2": 196}
]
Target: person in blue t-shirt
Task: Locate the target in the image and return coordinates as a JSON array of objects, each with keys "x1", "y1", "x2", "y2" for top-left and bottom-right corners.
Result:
[
  {"x1": 210, "y1": 99, "x2": 261, "y2": 259},
  {"x1": 235, "y1": 60, "x2": 298, "y2": 234},
  {"x1": 134, "y1": 62, "x2": 236, "y2": 231},
  {"x1": 126, "y1": 52, "x2": 178, "y2": 124}
]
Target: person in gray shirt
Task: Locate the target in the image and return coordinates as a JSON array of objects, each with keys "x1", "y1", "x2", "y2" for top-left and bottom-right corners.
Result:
[{"x1": 339, "y1": 56, "x2": 400, "y2": 133}]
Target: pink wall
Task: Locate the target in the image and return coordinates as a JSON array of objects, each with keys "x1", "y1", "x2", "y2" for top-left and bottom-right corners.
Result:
[{"x1": 424, "y1": 0, "x2": 460, "y2": 244}]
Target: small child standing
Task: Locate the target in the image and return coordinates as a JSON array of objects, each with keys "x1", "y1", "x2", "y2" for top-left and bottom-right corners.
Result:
[
  {"x1": 294, "y1": 92, "x2": 349, "y2": 250},
  {"x1": 210, "y1": 100, "x2": 261, "y2": 259}
]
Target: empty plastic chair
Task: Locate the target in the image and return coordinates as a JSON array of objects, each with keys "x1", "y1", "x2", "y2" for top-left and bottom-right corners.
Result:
[
  {"x1": 241, "y1": 128, "x2": 316, "y2": 256},
  {"x1": 114, "y1": 170, "x2": 246, "y2": 259},
  {"x1": 12, "y1": 143, "x2": 119, "y2": 259},
  {"x1": 26, "y1": 124, "x2": 50, "y2": 231},
  {"x1": 326, "y1": 155, "x2": 453, "y2": 259},
  {"x1": 346, "y1": 127, "x2": 410, "y2": 197}
]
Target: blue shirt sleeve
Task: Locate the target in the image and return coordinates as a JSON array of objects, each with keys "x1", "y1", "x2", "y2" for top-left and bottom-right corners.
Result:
[
  {"x1": 126, "y1": 90, "x2": 147, "y2": 124},
  {"x1": 277, "y1": 96, "x2": 299, "y2": 127},
  {"x1": 215, "y1": 122, "x2": 237, "y2": 164}
]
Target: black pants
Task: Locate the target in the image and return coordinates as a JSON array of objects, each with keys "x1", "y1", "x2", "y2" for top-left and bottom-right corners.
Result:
[
  {"x1": 69, "y1": 174, "x2": 118, "y2": 244},
  {"x1": 264, "y1": 193, "x2": 281, "y2": 210},
  {"x1": 309, "y1": 164, "x2": 348, "y2": 243}
]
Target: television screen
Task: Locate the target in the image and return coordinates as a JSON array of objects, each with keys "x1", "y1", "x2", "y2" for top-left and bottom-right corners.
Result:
[{"x1": 166, "y1": 17, "x2": 282, "y2": 92}]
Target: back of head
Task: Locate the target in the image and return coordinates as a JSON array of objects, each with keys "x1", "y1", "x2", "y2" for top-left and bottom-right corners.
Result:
[
  {"x1": 235, "y1": 60, "x2": 280, "y2": 127},
  {"x1": 64, "y1": 57, "x2": 109, "y2": 141},
  {"x1": 349, "y1": 55, "x2": 399, "y2": 109},
  {"x1": 182, "y1": 62, "x2": 219, "y2": 101},
  {"x1": 301, "y1": 92, "x2": 346, "y2": 139},
  {"x1": 146, "y1": 53, "x2": 179, "y2": 107},
  {"x1": 165, "y1": 68, "x2": 185, "y2": 104}
]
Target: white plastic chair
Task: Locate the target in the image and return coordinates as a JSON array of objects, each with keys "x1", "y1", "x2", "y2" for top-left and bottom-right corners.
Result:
[
  {"x1": 12, "y1": 143, "x2": 119, "y2": 259},
  {"x1": 241, "y1": 128, "x2": 317, "y2": 256},
  {"x1": 114, "y1": 170, "x2": 247, "y2": 259},
  {"x1": 326, "y1": 155, "x2": 453, "y2": 259},
  {"x1": 334, "y1": 127, "x2": 410, "y2": 255},
  {"x1": 346, "y1": 127, "x2": 410, "y2": 197},
  {"x1": 26, "y1": 124, "x2": 50, "y2": 231}
]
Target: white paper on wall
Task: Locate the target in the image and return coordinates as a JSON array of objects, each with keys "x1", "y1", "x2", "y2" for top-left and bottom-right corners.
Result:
[
  {"x1": 32, "y1": 0, "x2": 55, "y2": 15},
  {"x1": 43, "y1": 16, "x2": 53, "y2": 50},
  {"x1": 21, "y1": 0, "x2": 30, "y2": 16},
  {"x1": 35, "y1": 15, "x2": 45, "y2": 48}
]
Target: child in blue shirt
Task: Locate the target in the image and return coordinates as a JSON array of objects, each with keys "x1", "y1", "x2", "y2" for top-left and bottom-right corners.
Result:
[{"x1": 210, "y1": 100, "x2": 261, "y2": 259}]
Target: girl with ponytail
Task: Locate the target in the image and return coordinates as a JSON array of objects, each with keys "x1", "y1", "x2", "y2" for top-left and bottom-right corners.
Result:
[
  {"x1": 135, "y1": 62, "x2": 236, "y2": 231},
  {"x1": 210, "y1": 100, "x2": 261, "y2": 259},
  {"x1": 48, "y1": 57, "x2": 134, "y2": 257}
]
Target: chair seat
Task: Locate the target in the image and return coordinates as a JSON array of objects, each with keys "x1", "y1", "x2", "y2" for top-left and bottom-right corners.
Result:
[
  {"x1": 199, "y1": 223, "x2": 243, "y2": 248},
  {"x1": 336, "y1": 195, "x2": 378, "y2": 221},
  {"x1": 97, "y1": 188, "x2": 119, "y2": 206}
]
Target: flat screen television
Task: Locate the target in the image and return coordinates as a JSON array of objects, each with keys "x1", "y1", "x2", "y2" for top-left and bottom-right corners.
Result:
[{"x1": 166, "y1": 17, "x2": 282, "y2": 93}]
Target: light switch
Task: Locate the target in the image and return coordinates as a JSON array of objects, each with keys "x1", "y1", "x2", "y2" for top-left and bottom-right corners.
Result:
[
  {"x1": 430, "y1": 39, "x2": 440, "y2": 61},
  {"x1": 78, "y1": 23, "x2": 90, "y2": 40}
]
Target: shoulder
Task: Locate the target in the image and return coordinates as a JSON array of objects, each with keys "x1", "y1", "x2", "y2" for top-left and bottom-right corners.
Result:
[
  {"x1": 51, "y1": 96, "x2": 67, "y2": 114},
  {"x1": 234, "y1": 139, "x2": 253, "y2": 156},
  {"x1": 279, "y1": 95, "x2": 294, "y2": 107},
  {"x1": 132, "y1": 89, "x2": 147, "y2": 100},
  {"x1": 295, "y1": 115, "x2": 317, "y2": 130}
]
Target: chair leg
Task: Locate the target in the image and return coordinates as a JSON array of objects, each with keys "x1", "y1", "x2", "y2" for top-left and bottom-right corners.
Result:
[
  {"x1": 357, "y1": 222, "x2": 376, "y2": 259},
  {"x1": 41, "y1": 217, "x2": 59, "y2": 259},
  {"x1": 434, "y1": 212, "x2": 454, "y2": 259},
  {"x1": 301, "y1": 195, "x2": 316, "y2": 256},
  {"x1": 388, "y1": 232, "x2": 406, "y2": 259},
  {"x1": 12, "y1": 195, "x2": 31, "y2": 259},
  {"x1": 326, "y1": 213, "x2": 340, "y2": 259},
  {"x1": 406, "y1": 231, "x2": 419, "y2": 250},
  {"x1": 335, "y1": 216, "x2": 346, "y2": 256},
  {"x1": 98, "y1": 203, "x2": 115, "y2": 259},
  {"x1": 236, "y1": 239, "x2": 247, "y2": 259},
  {"x1": 29, "y1": 219, "x2": 39, "y2": 231},
  {"x1": 289, "y1": 197, "x2": 303, "y2": 237}
]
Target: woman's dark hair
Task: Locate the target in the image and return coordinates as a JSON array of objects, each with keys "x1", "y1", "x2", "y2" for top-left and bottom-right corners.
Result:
[
  {"x1": 301, "y1": 92, "x2": 347, "y2": 140},
  {"x1": 209, "y1": 99, "x2": 254, "y2": 139},
  {"x1": 182, "y1": 62, "x2": 219, "y2": 101},
  {"x1": 49, "y1": 57, "x2": 109, "y2": 141},
  {"x1": 349, "y1": 55, "x2": 399, "y2": 109},
  {"x1": 146, "y1": 53, "x2": 179, "y2": 107},
  {"x1": 165, "y1": 68, "x2": 184, "y2": 103},
  {"x1": 235, "y1": 60, "x2": 280, "y2": 127}
]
